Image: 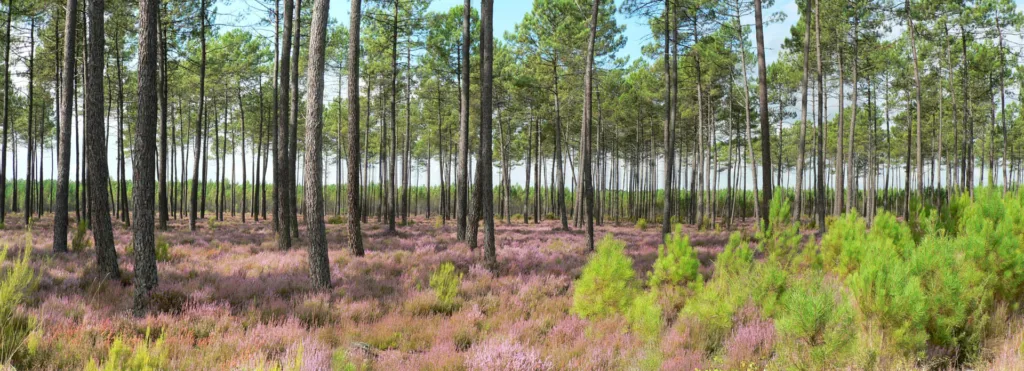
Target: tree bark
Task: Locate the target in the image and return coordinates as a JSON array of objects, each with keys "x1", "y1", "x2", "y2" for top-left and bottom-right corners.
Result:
[
  {"x1": 158, "y1": 8, "x2": 169, "y2": 229},
  {"x1": 346, "y1": 0, "x2": 364, "y2": 256},
  {"x1": 303, "y1": 0, "x2": 332, "y2": 290},
  {"x1": 847, "y1": 19, "x2": 859, "y2": 214},
  {"x1": 190, "y1": 0, "x2": 207, "y2": 231},
  {"x1": 906, "y1": 0, "x2": 923, "y2": 196},
  {"x1": 754, "y1": 0, "x2": 772, "y2": 227},
  {"x1": 661, "y1": 0, "x2": 675, "y2": 235},
  {"x1": 582, "y1": 0, "x2": 600, "y2": 251},
  {"x1": 277, "y1": 0, "x2": 294, "y2": 249},
  {"x1": 87, "y1": 0, "x2": 120, "y2": 280},
  {"x1": 0, "y1": 0, "x2": 12, "y2": 226},
  {"x1": 132, "y1": 0, "x2": 160, "y2": 315},
  {"x1": 480, "y1": 0, "x2": 496, "y2": 271},
  {"x1": 794, "y1": 0, "x2": 811, "y2": 222}
]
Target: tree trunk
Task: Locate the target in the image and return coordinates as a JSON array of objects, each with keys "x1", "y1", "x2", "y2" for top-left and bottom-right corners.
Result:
[
  {"x1": 25, "y1": 20, "x2": 35, "y2": 225},
  {"x1": 736, "y1": 15, "x2": 760, "y2": 224},
  {"x1": 456, "y1": 0, "x2": 471, "y2": 240},
  {"x1": 846, "y1": 19, "x2": 859, "y2": 214},
  {"x1": 276, "y1": 0, "x2": 294, "y2": 249},
  {"x1": 158, "y1": 9, "x2": 169, "y2": 229},
  {"x1": 906, "y1": 0, "x2": 923, "y2": 196},
  {"x1": 661, "y1": 0, "x2": 675, "y2": 235},
  {"x1": 132, "y1": 0, "x2": 160, "y2": 315},
  {"x1": 0, "y1": 0, "x2": 12, "y2": 226},
  {"x1": 303, "y1": 0, "x2": 332, "y2": 290},
  {"x1": 346, "y1": 0, "x2": 364, "y2": 256},
  {"x1": 834, "y1": 48, "x2": 845, "y2": 215},
  {"x1": 997, "y1": 18, "x2": 1009, "y2": 193},
  {"x1": 190, "y1": 0, "x2": 207, "y2": 231},
  {"x1": 289, "y1": 0, "x2": 302, "y2": 238},
  {"x1": 117, "y1": 42, "x2": 129, "y2": 226},
  {"x1": 581, "y1": 0, "x2": 599, "y2": 251},
  {"x1": 754, "y1": 0, "x2": 772, "y2": 227},
  {"x1": 87, "y1": 0, "x2": 121, "y2": 280},
  {"x1": 553, "y1": 61, "x2": 568, "y2": 230},
  {"x1": 480, "y1": 0, "x2": 496, "y2": 271},
  {"x1": 53, "y1": 0, "x2": 78, "y2": 252},
  {"x1": 794, "y1": 0, "x2": 811, "y2": 222},
  {"x1": 239, "y1": 88, "x2": 247, "y2": 223},
  {"x1": 387, "y1": 0, "x2": 399, "y2": 232}
]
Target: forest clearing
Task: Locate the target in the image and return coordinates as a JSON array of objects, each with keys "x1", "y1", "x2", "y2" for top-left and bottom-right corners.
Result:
[{"x1": 2, "y1": 0, "x2": 1024, "y2": 369}]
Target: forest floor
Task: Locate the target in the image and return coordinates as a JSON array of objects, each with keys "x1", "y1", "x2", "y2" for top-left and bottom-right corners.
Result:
[{"x1": 1, "y1": 213, "x2": 756, "y2": 370}]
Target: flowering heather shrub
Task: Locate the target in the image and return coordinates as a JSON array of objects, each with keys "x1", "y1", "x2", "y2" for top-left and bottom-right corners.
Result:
[
  {"x1": 279, "y1": 337, "x2": 331, "y2": 371},
  {"x1": 723, "y1": 318, "x2": 775, "y2": 370},
  {"x1": 659, "y1": 348, "x2": 707, "y2": 371},
  {"x1": 647, "y1": 225, "x2": 701, "y2": 290},
  {"x1": 1, "y1": 243, "x2": 34, "y2": 366},
  {"x1": 430, "y1": 262, "x2": 463, "y2": 315},
  {"x1": 571, "y1": 235, "x2": 636, "y2": 319},
  {"x1": 466, "y1": 339, "x2": 551, "y2": 371}
]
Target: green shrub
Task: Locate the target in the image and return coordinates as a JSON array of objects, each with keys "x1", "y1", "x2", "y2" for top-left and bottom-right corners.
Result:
[
  {"x1": 429, "y1": 262, "x2": 462, "y2": 315},
  {"x1": 774, "y1": 274, "x2": 855, "y2": 369},
  {"x1": 868, "y1": 210, "x2": 916, "y2": 258},
  {"x1": 715, "y1": 232, "x2": 753, "y2": 278},
  {"x1": 84, "y1": 328, "x2": 169, "y2": 371},
  {"x1": 626, "y1": 291, "x2": 663, "y2": 342},
  {"x1": 933, "y1": 192, "x2": 971, "y2": 237},
  {"x1": 647, "y1": 225, "x2": 701, "y2": 290},
  {"x1": 0, "y1": 244, "x2": 34, "y2": 365},
  {"x1": 678, "y1": 274, "x2": 749, "y2": 352},
  {"x1": 326, "y1": 215, "x2": 345, "y2": 225},
  {"x1": 909, "y1": 236, "x2": 990, "y2": 359},
  {"x1": 959, "y1": 187, "x2": 1024, "y2": 302},
  {"x1": 819, "y1": 212, "x2": 868, "y2": 277},
  {"x1": 635, "y1": 218, "x2": 647, "y2": 230},
  {"x1": 846, "y1": 239, "x2": 928, "y2": 355},
  {"x1": 572, "y1": 235, "x2": 636, "y2": 318},
  {"x1": 72, "y1": 220, "x2": 91, "y2": 252},
  {"x1": 749, "y1": 259, "x2": 789, "y2": 317},
  {"x1": 756, "y1": 192, "x2": 802, "y2": 262},
  {"x1": 155, "y1": 237, "x2": 170, "y2": 262},
  {"x1": 331, "y1": 348, "x2": 358, "y2": 371}
]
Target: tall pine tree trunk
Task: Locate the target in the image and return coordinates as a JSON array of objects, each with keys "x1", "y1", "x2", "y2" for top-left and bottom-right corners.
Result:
[
  {"x1": 86, "y1": 0, "x2": 121, "y2": 280},
  {"x1": 581, "y1": 0, "x2": 599, "y2": 251},
  {"x1": 346, "y1": 0, "x2": 364, "y2": 256},
  {"x1": 754, "y1": 0, "x2": 772, "y2": 227},
  {"x1": 276, "y1": 0, "x2": 294, "y2": 249},
  {"x1": 132, "y1": 0, "x2": 160, "y2": 315},
  {"x1": 480, "y1": 0, "x2": 496, "y2": 271},
  {"x1": 190, "y1": 0, "x2": 207, "y2": 231},
  {"x1": 303, "y1": 0, "x2": 332, "y2": 290}
]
